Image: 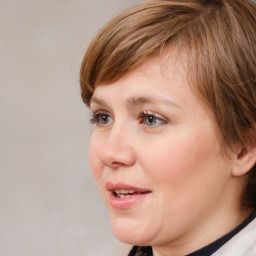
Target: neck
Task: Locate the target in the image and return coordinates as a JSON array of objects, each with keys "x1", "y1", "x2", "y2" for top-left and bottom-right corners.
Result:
[{"x1": 151, "y1": 207, "x2": 253, "y2": 256}]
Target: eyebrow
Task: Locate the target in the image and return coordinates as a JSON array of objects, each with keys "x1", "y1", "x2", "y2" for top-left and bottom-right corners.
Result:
[
  {"x1": 127, "y1": 96, "x2": 180, "y2": 109},
  {"x1": 90, "y1": 95, "x2": 180, "y2": 109}
]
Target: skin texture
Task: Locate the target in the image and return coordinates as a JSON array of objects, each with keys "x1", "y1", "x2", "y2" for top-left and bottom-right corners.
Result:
[{"x1": 89, "y1": 54, "x2": 248, "y2": 256}]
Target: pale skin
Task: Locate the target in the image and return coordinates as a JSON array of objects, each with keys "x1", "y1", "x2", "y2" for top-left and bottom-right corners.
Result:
[{"x1": 89, "y1": 53, "x2": 254, "y2": 256}]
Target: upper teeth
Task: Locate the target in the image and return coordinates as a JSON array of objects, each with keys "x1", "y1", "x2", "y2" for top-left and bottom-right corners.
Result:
[{"x1": 115, "y1": 189, "x2": 135, "y2": 195}]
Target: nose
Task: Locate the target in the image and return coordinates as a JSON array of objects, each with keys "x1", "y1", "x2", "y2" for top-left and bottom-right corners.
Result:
[{"x1": 97, "y1": 125, "x2": 135, "y2": 169}]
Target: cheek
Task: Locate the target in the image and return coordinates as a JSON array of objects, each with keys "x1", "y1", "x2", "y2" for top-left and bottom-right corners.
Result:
[
  {"x1": 141, "y1": 130, "x2": 225, "y2": 197},
  {"x1": 89, "y1": 136, "x2": 103, "y2": 181}
]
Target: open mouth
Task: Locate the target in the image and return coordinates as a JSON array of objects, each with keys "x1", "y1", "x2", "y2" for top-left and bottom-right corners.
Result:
[
  {"x1": 113, "y1": 189, "x2": 148, "y2": 198},
  {"x1": 106, "y1": 182, "x2": 151, "y2": 209}
]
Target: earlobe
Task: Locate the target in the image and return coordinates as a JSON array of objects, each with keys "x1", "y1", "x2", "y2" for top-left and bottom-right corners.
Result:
[{"x1": 232, "y1": 145, "x2": 256, "y2": 177}]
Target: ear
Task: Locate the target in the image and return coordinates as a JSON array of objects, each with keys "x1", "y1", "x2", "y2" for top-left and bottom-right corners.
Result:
[{"x1": 232, "y1": 139, "x2": 256, "y2": 177}]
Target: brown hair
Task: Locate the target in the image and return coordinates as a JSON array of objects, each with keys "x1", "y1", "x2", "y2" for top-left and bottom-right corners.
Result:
[{"x1": 80, "y1": 0, "x2": 256, "y2": 208}]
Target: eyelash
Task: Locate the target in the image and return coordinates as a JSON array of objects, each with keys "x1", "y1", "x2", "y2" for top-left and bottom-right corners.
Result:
[
  {"x1": 90, "y1": 111, "x2": 112, "y2": 125},
  {"x1": 90, "y1": 111, "x2": 168, "y2": 127},
  {"x1": 139, "y1": 111, "x2": 168, "y2": 127}
]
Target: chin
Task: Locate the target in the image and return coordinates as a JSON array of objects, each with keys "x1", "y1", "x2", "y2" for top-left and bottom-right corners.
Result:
[{"x1": 110, "y1": 217, "x2": 156, "y2": 246}]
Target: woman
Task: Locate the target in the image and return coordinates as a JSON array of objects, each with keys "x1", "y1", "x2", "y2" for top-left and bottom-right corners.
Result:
[{"x1": 80, "y1": 0, "x2": 256, "y2": 255}]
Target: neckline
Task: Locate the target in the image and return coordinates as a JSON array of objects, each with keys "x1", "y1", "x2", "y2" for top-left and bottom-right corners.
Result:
[{"x1": 185, "y1": 209, "x2": 256, "y2": 256}]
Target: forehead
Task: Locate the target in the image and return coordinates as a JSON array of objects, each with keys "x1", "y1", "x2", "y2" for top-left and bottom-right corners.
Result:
[
  {"x1": 92, "y1": 53, "x2": 187, "y2": 97},
  {"x1": 94, "y1": 48, "x2": 189, "y2": 93},
  {"x1": 132, "y1": 48, "x2": 189, "y2": 81}
]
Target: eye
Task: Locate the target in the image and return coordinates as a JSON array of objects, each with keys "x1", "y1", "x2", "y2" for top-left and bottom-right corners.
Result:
[
  {"x1": 139, "y1": 111, "x2": 167, "y2": 127},
  {"x1": 90, "y1": 111, "x2": 113, "y2": 126}
]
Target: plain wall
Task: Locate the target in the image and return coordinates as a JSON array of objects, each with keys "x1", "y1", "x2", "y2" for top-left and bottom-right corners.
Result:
[{"x1": 0, "y1": 1, "x2": 141, "y2": 255}]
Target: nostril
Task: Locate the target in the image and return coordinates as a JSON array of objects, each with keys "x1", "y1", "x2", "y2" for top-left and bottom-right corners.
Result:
[{"x1": 110, "y1": 162, "x2": 127, "y2": 169}]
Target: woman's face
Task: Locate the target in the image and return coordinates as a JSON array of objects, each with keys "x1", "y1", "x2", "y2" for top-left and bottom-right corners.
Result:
[{"x1": 89, "y1": 54, "x2": 242, "y2": 253}]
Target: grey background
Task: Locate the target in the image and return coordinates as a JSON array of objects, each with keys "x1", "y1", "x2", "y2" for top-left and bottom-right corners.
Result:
[{"x1": 0, "y1": 0, "x2": 142, "y2": 255}]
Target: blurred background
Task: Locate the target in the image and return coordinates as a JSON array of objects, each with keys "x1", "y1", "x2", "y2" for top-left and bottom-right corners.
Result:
[{"x1": 0, "y1": 0, "x2": 142, "y2": 255}]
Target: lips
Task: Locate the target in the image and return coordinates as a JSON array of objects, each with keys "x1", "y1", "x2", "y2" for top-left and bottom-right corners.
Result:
[{"x1": 105, "y1": 182, "x2": 151, "y2": 209}]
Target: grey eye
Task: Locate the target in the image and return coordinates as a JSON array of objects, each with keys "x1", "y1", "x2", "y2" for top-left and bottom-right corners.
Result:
[{"x1": 145, "y1": 116, "x2": 157, "y2": 126}]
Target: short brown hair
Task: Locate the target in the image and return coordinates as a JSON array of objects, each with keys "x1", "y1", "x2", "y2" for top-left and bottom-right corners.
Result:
[{"x1": 80, "y1": 0, "x2": 256, "y2": 208}]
